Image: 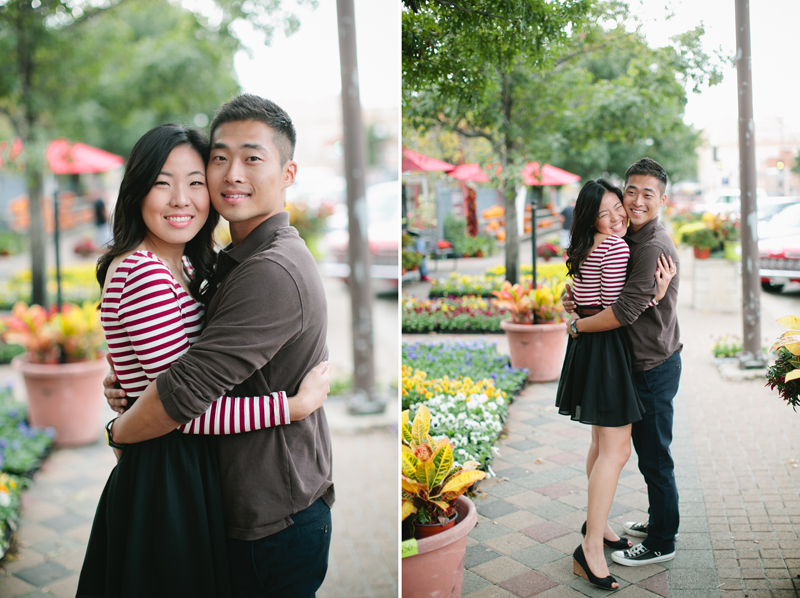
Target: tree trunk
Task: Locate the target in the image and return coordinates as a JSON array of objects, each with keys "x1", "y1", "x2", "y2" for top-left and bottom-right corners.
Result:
[
  {"x1": 27, "y1": 167, "x2": 47, "y2": 305},
  {"x1": 17, "y1": 5, "x2": 47, "y2": 305},
  {"x1": 500, "y1": 72, "x2": 519, "y2": 284}
]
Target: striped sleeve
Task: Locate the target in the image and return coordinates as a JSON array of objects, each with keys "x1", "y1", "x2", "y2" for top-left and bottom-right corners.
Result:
[
  {"x1": 178, "y1": 392, "x2": 290, "y2": 434},
  {"x1": 118, "y1": 257, "x2": 290, "y2": 435},
  {"x1": 599, "y1": 237, "x2": 630, "y2": 306}
]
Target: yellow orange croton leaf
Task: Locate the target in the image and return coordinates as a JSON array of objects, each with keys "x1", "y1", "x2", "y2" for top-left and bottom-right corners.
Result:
[{"x1": 776, "y1": 316, "x2": 800, "y2": 331}]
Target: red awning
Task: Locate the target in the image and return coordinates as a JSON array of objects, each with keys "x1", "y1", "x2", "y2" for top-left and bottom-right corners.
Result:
[
  {"x1": 44, "y1": 139, "x2": 124, "y2": 175},
  {"x1": 448, "y1": 161, "x2": 580, "y2": 186},
  {"x1": 402, "y1": 148, "x2": 455, "y2": 172},
  {"x1": 522, "y1": 162, "x2": 581, "y2": 186}
]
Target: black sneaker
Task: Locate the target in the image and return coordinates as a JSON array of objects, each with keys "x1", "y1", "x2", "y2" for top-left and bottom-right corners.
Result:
[
  {"x1": 611, "y1": 543, "x2": 675, "y2": 567},
  {"x1": 623, "y1": 521, "x2": 648, "y2": 537}
]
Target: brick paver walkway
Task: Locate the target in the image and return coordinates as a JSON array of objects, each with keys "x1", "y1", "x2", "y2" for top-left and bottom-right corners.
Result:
[{"x1": 0, "y1": 398, "x2": 398, "y2": 598}]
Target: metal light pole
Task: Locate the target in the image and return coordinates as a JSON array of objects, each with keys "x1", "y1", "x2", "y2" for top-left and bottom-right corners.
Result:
[
  {"x1": 336, "y1": 0, "x2": 384, "y2": 414},
  {"x1": 735, "y1": 0, "x2": 765, "y2": 367}
]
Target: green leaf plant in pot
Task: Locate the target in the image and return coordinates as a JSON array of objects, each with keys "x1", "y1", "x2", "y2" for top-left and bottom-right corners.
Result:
[
  {"x1": 1, "y1": 302, "x2": 109, "y2": 447},
  {"x1": 401, "y1": 402, "x2": 484, "y2": 597},
  {"x1": 683, "y1": 226, "x2": 719, "y2": 259},
  {"x1": 401, "y1": 404, "x2": 485, "y2": 539},
  {"x1": 491, "y1": 278, "x2": 569, "y2": 382}
]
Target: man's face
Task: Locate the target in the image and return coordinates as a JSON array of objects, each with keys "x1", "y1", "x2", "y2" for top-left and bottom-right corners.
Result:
[
  {"x1": 207, "y1": 120, "x2": 297, "y2": 244},
  {"x1": 623, "y1": 174, "x2": 667, "y2": 233}
]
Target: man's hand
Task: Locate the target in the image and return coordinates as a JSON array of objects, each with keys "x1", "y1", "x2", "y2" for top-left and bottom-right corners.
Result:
[
  {"x1": 567, "y1": 313, "x2": 580, "y2": 338},
  {"x1": 289, "y1": 361, "x2": 331, "y2": 422},
  {"x1": 103, "y1": 353, "x2": 128, "y2": 414},
  {"x1": 562, "y1": 283, "x2": 576, "y2": 314},
  {"x1": 654, "y1": 254, "x2": 677, "y2": 302}
]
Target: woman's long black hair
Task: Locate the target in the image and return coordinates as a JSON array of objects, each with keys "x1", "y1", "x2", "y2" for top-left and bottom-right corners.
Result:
[
  {"x1": 96, "y1": 124, "x2": 220, "y2": 302},
  {"x1": 565, "y1": 178, "x2": 624, "y2": 281}
]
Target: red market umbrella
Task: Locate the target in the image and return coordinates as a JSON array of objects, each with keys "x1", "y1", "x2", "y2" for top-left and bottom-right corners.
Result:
[
  {"x1": 448, "y1": 162, "x2": 499, "y2": 182},
  {"x1": 522, "y1": 162, "x2": 581, "y2": 186},
  {"x1": 45, "y1": 138, "x2": 124, "y2": 175},
  {"x1": 402, "y1": 148, "x2": 455, "y2": 172},
  {"x1": 448, "y1": 161, "x2": 580, "y2": 186}
]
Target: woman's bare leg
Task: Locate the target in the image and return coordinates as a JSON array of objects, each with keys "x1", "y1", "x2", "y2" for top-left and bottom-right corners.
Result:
[
  {"x1": 585, "y1": 425, "x2": 626, "y2": 543},
  {"x1": 582, "y1": 424, "x2": 632, "y2": 584}
]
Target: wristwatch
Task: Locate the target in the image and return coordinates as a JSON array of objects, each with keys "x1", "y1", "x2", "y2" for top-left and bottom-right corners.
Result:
[
  {"x1": 105, "y1": 418, "x2": 125, "y2": 450},
  {"x1": 569, "y1": 319, "x2": 579, "y2": 335}
]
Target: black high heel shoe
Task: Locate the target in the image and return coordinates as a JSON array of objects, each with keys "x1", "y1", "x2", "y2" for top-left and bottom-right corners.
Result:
[
  {"x1": 573, "y1": 544, "x2": 618, "y2": 590},
  {"x1": 581, "y1": 521, "x2": 632, "y2": 550}
]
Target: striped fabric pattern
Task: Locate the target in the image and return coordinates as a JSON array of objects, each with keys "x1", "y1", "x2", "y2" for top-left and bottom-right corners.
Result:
[
  {"x1": 572, "y1": 235, "x2": 630, "y2": 308},
  {"x1": 101, "y1": 250, "x2": 289, "y2": 433}
]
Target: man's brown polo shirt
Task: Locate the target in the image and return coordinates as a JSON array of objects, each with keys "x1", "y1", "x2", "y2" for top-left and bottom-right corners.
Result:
[{"x1": 157, "y1": 211, "x2": 333, "y2": 541}]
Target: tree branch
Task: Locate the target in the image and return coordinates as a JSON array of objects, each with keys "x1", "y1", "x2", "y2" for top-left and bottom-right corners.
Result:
[{"x1": 432, "y1": 0, "x2": 507, "y2": 20}]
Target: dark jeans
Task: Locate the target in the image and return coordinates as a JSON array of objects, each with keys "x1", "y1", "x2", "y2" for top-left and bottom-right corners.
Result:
[
  {"x1": 227, "y1": 497, "x2": 332, "y2": 598},
  {"x1": 631, "y1": 350, "x2": 682, "y2": 554}
]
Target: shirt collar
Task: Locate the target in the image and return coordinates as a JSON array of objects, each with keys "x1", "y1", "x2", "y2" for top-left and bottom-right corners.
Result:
[
  {"x1": 221, "y1": 211, "x2": 291, "y2": 266},
  {"x1": 626, "y1": 216, "x2": 660, "y2": 244}
]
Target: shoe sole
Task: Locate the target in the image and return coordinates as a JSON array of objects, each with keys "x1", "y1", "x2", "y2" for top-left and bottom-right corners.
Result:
[
  {"x1": 611, "y1": 551, "x2": 676, "y2": 567},
  {"x1": 622, "y1": 524, "x2": 680, "y2": 540}
]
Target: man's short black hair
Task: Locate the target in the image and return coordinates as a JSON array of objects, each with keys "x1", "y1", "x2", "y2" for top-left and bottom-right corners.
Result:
[
  {"x1": 624, "y1": 157, "x2": 669, "y2": 195},
  {"x1": 209, "y1": 94, "x2": 296, "y2": 165}
]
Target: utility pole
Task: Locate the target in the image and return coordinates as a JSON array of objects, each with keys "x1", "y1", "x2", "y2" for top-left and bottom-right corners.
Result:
[
  {"x1": 735, "y1": 0, "x2": 764, "y2": 367},
  {"x1": 336, "y1": 0, "x2": 384, "y2": 414}
]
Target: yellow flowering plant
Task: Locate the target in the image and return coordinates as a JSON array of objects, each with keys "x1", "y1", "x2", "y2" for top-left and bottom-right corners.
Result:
[
  {"x1": 1, "y1": 301, "x2": 105, "y2": 364},
  {"x1": 491, "y1": 277, "x2": 567, "y2": 324},
  {"x1": 401, "y1": 404, "x2": 486, "y2": 525}
]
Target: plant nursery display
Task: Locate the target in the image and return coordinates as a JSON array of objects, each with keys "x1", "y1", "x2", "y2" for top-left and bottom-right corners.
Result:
[
  {"x1": 1, "y1": 302, "x2": 109, "y2": 446},
  {"x1": 401, "y1": 295, "x2": 509, "y2": 334}
]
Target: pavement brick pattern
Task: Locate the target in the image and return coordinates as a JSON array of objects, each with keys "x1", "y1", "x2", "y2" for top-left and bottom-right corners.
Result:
[{"x1": 0, "y1": 399, "x2": 398, "y2": 598}]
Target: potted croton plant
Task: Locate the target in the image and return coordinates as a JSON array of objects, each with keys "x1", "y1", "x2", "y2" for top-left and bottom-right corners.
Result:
[
  {"x1": 492, "y1": 277, "x2": 569, "y2": 382},
  {"x1": 1, "y1": 302, "x2": 108, "y2": 447},
  {"x1": 402, "y1": 404, "x2": 484, "y2": 598}
]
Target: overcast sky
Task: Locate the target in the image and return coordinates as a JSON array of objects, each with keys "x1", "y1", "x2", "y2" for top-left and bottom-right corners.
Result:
[
  {"x1": 233, "y1": 0, "x2": 399, "y2": 111},
  {"x1": 629, "y1": 0, "x2": 800, "y2": 131}
]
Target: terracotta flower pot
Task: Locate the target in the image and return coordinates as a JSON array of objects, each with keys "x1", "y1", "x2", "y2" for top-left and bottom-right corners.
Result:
[
  {"x1": 500, "y1": 318, "x2": 568, "y2": 382},
  {"x1": 402, "y1": 495, "x2": 478, "y2": 598},
  {"x1": 12, "y1": 355, "x2": 110, "y2": 447},
  {"x1": 413, "y1": 512, "x2": 457, "y2": 540},
  {"x1": 694, "y1": 246, "x2": 712, "y2": 259}
]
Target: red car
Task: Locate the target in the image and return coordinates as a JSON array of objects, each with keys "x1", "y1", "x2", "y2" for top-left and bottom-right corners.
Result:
[{"x1": 759, "y1": 234, "x2": 800, "y2": 292}]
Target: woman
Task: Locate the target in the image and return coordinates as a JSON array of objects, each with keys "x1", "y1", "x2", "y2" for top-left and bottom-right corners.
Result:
[
  {"x1": 77, "y1": 125, "x2": 329, "y2": 597},
  {"x1": 555, "y1": 179, "x2": 672, "y2": 590}
]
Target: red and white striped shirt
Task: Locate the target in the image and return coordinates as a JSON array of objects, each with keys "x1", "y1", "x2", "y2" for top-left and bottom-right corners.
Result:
[
  {"x1": 572, "y1": 236, "x2": 630, "y2": 308},
  {"x1": 101, "y1": 250, "x2": 289, "y2": 434}
]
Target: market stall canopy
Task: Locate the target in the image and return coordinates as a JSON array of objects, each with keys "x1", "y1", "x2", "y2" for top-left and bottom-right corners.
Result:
[
  {"x1": 522, "y1": 162, "x2": 581, "y2": 186},
  {"x1": 448, "y1": 161, "x2": 580, "y2": 186},
  {"x1": 45, "y1": 139, "x2": 124, "y2": 175},
  {"x1": 402, "y1": 148, "x2": 455, "y2": 172}
]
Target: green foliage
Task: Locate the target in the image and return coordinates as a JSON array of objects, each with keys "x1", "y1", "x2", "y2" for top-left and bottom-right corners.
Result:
[
  {"x1": 402, "y1": 295, "x2": 509, "y2": 334},
  {"x1": 402, "y1": 250, "x2": 423, "y2": 272},
  {"x1": 0, "y1": 231, "x2": 26, "y2": 257},
  {"x1": 682, "y1": 226, "x2": 719, "y2": 250},
  {"x1": 766, "y1": 347, "x2": 800, "y2": 410}
]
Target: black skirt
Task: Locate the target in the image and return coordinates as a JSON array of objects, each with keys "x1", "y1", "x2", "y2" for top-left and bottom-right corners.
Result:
[
  {"x1": 555, "y1": 328, "x2": 645, "y2": 427},
  {"x1": 77, "y1": 431, "x2": 232, "y2": 598}
]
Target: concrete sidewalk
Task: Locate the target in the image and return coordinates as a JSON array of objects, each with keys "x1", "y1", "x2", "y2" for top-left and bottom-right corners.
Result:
[{"x1": 403, "y1": 252, "x2": 800, "y2": 598}]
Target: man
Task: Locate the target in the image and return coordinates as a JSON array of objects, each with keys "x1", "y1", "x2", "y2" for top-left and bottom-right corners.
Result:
[
  {"x1": 107, "y1": 94, "x2": 334, "y2": 596},
  {"x1": 565, "y1": 157, "x2": 682, "y2": 566}
]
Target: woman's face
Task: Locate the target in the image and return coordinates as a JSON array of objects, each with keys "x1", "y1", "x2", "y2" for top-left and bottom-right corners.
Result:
[
  {"x1": 141, "y1": 145, "x2": 210, "y2": 249},
  {"x1": 594, "y1": 191, "x2": 628, "y2": 237}
]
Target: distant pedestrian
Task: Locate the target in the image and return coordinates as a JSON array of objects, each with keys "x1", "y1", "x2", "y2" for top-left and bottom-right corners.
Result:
[
  {"x1": 563, "y1": 157, "x2": 682, "y2": 572},
  {"x1": 93, "y1": 194, "x2": 111, "y2": 250},
  {"x1": 558, "y1": 199, "x2": 575, "y2": 249}
]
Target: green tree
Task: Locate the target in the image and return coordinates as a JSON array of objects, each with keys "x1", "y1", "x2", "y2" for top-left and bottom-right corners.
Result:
[
  {"x1": 0, "y1": 0, "x2": 315, "y2": 304},
  {"x1": 404, "y1": 0, "x2": 725, "y2": 283},
  {"x1": 404, "y1": 0, "x2": 596, "y2": 283}
]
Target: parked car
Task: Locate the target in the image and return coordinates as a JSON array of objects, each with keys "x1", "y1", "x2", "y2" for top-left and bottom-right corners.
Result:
[
  {"x1": 319, "y1": 180, "x2": 399, "y2": 291},
  {"x1": 759, "y1": 234, "x2": 800, "y2": 292},
  {"x1": 758, "y1": 203, "x2": 800, "y2": 241},
  {"x1": 757, "y1": 196, "x2": 800, "y2": 222},
  {"x1": 693, "y1": 188, "x2": 768, "y2": 215}
]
